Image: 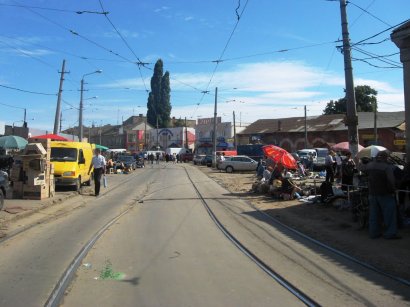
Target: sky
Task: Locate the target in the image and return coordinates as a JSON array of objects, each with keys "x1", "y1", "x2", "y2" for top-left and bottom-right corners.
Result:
[{"x1": 0, "y1": 0, "x2": 408, "y2": 131}]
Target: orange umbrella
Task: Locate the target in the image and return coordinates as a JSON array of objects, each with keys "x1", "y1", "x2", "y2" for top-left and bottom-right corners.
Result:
[{"x1": 262, "y1": 145, "x2": 297, "y2": 169}]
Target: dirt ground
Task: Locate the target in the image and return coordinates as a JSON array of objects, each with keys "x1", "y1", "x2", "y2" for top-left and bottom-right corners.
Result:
[{"x1": 198, "y1": 165, "x2": 410, "y2": 281}]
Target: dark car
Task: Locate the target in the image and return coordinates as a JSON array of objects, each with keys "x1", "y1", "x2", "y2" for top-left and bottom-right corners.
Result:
[
  {"x1": 201, "y1": 155, "x2": 213, "y2": 167},
  {"x1": 180, "y1": 152, "x2": 194, "y2": 162},
  {"x1": 0, "y1": 170, "x2": 10, "y2": 210},
  {"x1": 193, "y1": 154, "x2": 205, "y2": 165},
  {"x1": 116, "y1": 155, "x2": 137, "y2": 170}
]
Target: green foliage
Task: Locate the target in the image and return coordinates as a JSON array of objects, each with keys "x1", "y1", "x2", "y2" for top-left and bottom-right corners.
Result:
[
  {"x1": 146, "y1": 59, "x2": 172, "y2": 128},
  {"x1": 323, "y1": 85, "x2": 378, "y2": 115},
  {"x1": 173, "y1": 118, "x2": 185, "y2": 127},
  {"x1": 100, "y1": 260, "x2": 124, "y2": 280}
]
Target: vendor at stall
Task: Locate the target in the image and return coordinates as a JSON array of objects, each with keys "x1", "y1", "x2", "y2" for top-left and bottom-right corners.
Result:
[{"x1": 280, "y1": 172, "x2": 302, "y2": 200}]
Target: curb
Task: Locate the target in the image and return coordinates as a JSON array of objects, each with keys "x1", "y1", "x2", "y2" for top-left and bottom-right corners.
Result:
[{"x1": 2, "y1": 192, "x2": 81, "y2": 224}]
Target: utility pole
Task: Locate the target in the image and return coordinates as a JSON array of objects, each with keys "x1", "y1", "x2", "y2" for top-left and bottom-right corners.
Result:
[
  {"x1": 79, "y1": 78, "x2": 84, "y2": 141},
  {"x1": 373, "y1": 101, "x2": 378, "y2": 145},
  {"x1": 340, "y1": 0, "x2": 359, "y2": 157},
  {"x1": 156, "y1": 115, "x2": 159, "y2": 150},
  {"x1": 213, "y1": 87, "x2": 218, "y2": 167},
  {"x1": 185, "y1": 117, "x2": 188, "y2": 149},
  {"x1": 233, "y1": 111, "x2": 237, "y2": 149},
  {"x1": 144, "y1": 117, "x2": 147, "y2": 150},
  {"x1": 304, "y1": 105, "x2": 308, "y2": 148},
  {"x1": 23, "y1": 108, "x2": 27, "y2": 127},
  {"x1": 54, "y1": 59, "x2": 67, "y2": 134},
  {"x1": 59, "y1": 111, "x2": 62, "y2": 133}
]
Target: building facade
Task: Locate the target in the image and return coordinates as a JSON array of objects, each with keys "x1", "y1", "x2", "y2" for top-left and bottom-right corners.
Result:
[{"x1": 237, "y1": 112, "x2": 405, "y2": 153}]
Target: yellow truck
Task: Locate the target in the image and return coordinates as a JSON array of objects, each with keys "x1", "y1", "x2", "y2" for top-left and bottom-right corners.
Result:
[{"x1": 50, "y1": 141, "x2": 94, "y2": 191}]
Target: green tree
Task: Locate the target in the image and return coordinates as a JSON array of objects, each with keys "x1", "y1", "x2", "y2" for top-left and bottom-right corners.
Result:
[
  {"x1": 146, "y1": 59, "x2": 172, "y2": 128},
  {"x1": 173, "y1": 118, "x2": 185, "y2": 127},
  {"x1": 323, "y1": 85, "x2": 378, "y2": 115}
]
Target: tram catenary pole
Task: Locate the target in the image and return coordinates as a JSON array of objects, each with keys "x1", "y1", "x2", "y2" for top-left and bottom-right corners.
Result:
[{"x1": 340, "y1": 0, "x2": 359, "y2": 157}]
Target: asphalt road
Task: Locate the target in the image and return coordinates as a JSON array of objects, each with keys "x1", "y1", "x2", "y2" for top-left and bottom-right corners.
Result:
[{"x1": 0, "y1": 162, "x2": 408, "y2": 306}]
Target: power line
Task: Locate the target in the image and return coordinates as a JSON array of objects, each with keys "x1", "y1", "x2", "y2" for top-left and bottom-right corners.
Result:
[
  {"x1": 347, "y1": 0, "x2": 391, "y2": 27},
  {"x1": 352, "y1": 18, "x2": 410, "y2": 47},
  {"x1": 352, "y1": 46, "x2": 402, "y2": 68},
  {"x1": 0, "y1": 101, "x2": 26, "y2": 110},
  {"x1": 98, "y1": 0, "x2": 150, "y2": 92},
  {"x1": 190, "y1": 0, "x2": 250, "y2": 119},
  {"x1": 2, "y1": 2, "x2": 108, "y2": 15},
  {"x1": 0, "y1": 84, "x2": 57, "y2": 96},
  {"x1": 0, "y1": 39, "x2": 57, "y2": 70}
]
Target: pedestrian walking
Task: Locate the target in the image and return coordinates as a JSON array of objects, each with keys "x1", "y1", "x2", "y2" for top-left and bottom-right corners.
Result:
[
  {"x1": 325, "y1": 150, "x2": 336, "y2": 183},
  {"x1": 358, "y1": 150, "x2": 400, "y2": 239},
  {"x1": 88, "y1": 148, "x2": 106, "y2": 197}
]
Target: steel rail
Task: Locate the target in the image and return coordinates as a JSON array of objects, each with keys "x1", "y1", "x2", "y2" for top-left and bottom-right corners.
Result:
[
  {"x1": 192, "y1": 166, "x2": 410, "y2": 288},
  {"x1": 44, "y1": 203, "x2": 136, "y2": 307},
  {"x1": 184, "y1": 168, "x2": 319, "y2": 307}
]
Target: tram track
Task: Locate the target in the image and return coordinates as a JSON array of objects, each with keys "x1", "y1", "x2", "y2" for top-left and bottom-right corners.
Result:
[
  {"x1": 0, "y1": 169, "x2": 144, "y2": 245},
  {"x1": 183, "y1": 167, "x2": 319, "y2": 306},
  {"x1": 42, "y1": 164, "x2": 409, "y2": 306},
  {"x1": 183, "y1": 165, "x2": 410, "y2": 305}
]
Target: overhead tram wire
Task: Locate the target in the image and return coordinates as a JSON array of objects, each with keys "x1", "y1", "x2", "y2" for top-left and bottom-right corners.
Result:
[
  {"x1": 190, "y1": 0, "x2": 250, "y2": 119},
  {"x1": 352, "y1": 47, "x2": 402, "y2": 68},
  {"x1": 0, "y1": 35, "x2": 127, "y2": 64},
  {"x1": 346, "y1": 0, "x2": 391, "y2": 27},
  {"x1": 17, "y1": 3, "x2": 143, "y2": 69},
  {"x1": 352, "y1": 18, "x2": 410, "y2": 47},
  {"x1": 0, "y1": 84, "x2": 57, "y2": 96},
  {"x1": 5, "y1": 2, "x2": 108, "y2": 14},
  {"x1": 98, "y1": 0, "x2": 150, "y2": 93}
]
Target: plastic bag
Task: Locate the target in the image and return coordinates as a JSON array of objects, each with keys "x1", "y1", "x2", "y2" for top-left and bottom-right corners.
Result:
[{"x1": 103, "y1": 175, "x2": 107, "y2": 188}]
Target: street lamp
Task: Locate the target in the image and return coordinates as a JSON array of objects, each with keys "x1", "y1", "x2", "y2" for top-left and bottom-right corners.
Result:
[{"x1": 79, "y1": 70, "x2": 102, "y2": 141}]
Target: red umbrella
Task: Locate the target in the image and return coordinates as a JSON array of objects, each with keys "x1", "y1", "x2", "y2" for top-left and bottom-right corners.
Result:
[
  {"x1": 332, "y1": 142, "x2": 364, "y2": 152},
  {"x1": 262, "y1": 145, "x2": 297, "y2": 170},
  {"x1": 31, "y1": 134, "x2": 70, "y2": 141}
]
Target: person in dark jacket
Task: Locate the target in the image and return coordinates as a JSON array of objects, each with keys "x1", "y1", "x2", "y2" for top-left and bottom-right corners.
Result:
[{"x1": 358, "y1": 151, "x2": 400, "y2": 239}]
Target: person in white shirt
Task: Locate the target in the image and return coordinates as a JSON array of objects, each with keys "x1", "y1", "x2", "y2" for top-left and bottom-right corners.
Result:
[{"x1": 88, "y1": 148, "x2": 106, "y2": 196}]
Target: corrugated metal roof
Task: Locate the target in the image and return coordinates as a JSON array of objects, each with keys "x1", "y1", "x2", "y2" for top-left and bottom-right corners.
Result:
[{"x1": 238, "y1": 111, "x2": 404, "y2": 135}]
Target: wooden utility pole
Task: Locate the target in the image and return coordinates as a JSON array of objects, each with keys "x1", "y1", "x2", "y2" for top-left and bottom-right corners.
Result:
[
  {"x1": 185, "y1": 117, "x2": 188, "y2": 149},
  {"x1": 233, "y1": 111, "x2": 237, "y2": 149},
  {"x1": 304, "y1": 105, "x2": 308, "y2": 148},
  {"x1": 213, "y1": 87, "x2": 218, "y2": 167},
  {"x1": 54, "y1": 59, "x2": 68, "y2": 134},
  {"x1": 340, "y1": 0, "x2": 359, "y2": 156}
]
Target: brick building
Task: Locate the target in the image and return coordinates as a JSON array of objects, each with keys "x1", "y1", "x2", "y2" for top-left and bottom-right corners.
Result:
[{"x1": 237, "y1": 112, "x2": 405, "y2": 153}]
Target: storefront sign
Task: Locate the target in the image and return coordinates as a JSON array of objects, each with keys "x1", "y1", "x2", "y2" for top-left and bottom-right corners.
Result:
[
  {"x1": 394, "y1": 139, "x2": 406, "y2": 145},
  {"x1": 197, "y1": 117, "x2": 221, "y2": 125}
]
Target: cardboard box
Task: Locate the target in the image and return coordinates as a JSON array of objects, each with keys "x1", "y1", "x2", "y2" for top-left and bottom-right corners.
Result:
[
  {"x1": 12, "y1": 181, "x2": 24, "y2": 199},
  {"x1": 23, "y1": 184, "x2": 49, "y2": 200},
  {"x1": 10, "y1": 166, "x2": 22, "y2": 182},
  {"x1": 23, "y1": 143, "x2": 47, "y2": 156},
  {"x1": 25, "y1": 171, "x2": 46, "y2": 186}
]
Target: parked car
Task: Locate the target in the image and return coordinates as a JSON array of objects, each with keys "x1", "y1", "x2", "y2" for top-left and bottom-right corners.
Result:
[
  {"x1": 116, "y1": 155, "x2": 137, "y2": 170},
  {"x1": 193, "y1": 154, "x2": 206, "y2": 165},
  {"x1": 180, "y1": 152, "x2": 194, "y2": 162},
  {"x1": 201, "y1": 155, "x2": 213, "y2": 167},
  {"x1": 0, "y1": 170, "x2": 10, "y2": 210},
  {"x1": 217, "y1": 155, "x2": 258, "y2": 173}
]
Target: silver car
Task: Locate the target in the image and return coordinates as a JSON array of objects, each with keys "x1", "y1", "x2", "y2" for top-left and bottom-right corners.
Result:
[{"x1": 218, "y1": 155, "x2": 258, "y2": 173}]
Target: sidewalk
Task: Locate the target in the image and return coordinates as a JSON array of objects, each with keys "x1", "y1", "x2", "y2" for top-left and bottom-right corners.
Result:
[{"x1": 1, "y1": 190, "x2": 79, "y2": 225}]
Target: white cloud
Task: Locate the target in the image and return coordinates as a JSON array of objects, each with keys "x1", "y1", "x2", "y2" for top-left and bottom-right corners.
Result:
[
  {"x1": 154, "y1": 6, "x2": 170, "y2": 13},
  {"x1": 185, "y1": 16, "x2": 194, "y2": 21},
  {"x1": 99, "y1": 60, "x2": 404, "y2": 123}
]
